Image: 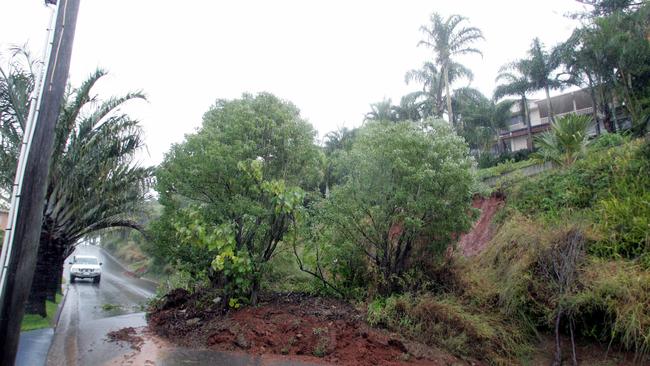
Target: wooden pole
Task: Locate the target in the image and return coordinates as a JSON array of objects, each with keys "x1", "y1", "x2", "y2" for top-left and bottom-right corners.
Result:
[{"x1": 0, "y1": 1, "x2": 79, "y2": 364}]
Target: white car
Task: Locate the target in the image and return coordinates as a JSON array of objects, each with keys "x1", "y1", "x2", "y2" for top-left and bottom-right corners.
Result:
[{"x1": 69, "y1": 255, "x2": 103, "y2": 284}]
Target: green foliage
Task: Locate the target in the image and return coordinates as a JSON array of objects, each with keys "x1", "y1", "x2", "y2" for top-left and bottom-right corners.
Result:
[
  {"x1": 319, "y1": 120, "x2": 475, "y2": 295},
  {"x1": 532, "y1": 114, "x2": 591, "y2": 166},
  {"x1": 477, "y1": 149, "x2": 533, "y2": 169},
  {"x1": 476, "y1": 159, "x2": 537, "y2": 180},
  {"x1": 152, "y1": 93, "x2": 321, "y2": 303},
  {"x1": 588, "y1": 132, "x2": 630, "y2": 151},
  {"x1": 173, "y1": 209, "x2": 252, "y2": 306},
  {"x1": 569, "y1": 259, "x2": 650, "y2": 357},
  {"x1": 509, "y1": 138, "x2": 650, "y2": 262},
  {"x1": 455, "y1": 91, "x2": 514, "y2": 155},
  {"x1": 366, "y1": 293, "x2": 530, "y2": 365},
  {"x1": 472, "y1": 214, "x2": 650, "y2": 360},
  {"x1": 417, "y1": 12, "x2": 484, "y2": 123}
]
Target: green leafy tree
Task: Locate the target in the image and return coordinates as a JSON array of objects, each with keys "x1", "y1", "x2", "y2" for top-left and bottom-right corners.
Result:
[
  {"x1": 154, "y1": 93, "x2": 321, "y2": 305},
  {"x1": 322, "y1": 127, "x2": 357, "y2": 196},
  {"x1": 562, "y1": 2, "x2": 650, "y2": 135},
  {"x1": 418, "y1": 13, "x2": 484, "y2": 125},
  {"x1": 533, "y1": 114, "x2": 591, "y2": 167},
  {"x1": 322, "y1": 120, "x2": 475, "y2": 295},
  {"x1": 0, "y1": 57, "x2": 152, "y2": 315}
]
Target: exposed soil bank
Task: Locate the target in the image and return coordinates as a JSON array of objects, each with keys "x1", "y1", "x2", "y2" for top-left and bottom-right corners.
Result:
[
  {"x1": 148, "y1": 290, "x2": 471, "y2": 366},
  {"x1": 457, "y1": 194, "x2": 504, "y2": 257}
]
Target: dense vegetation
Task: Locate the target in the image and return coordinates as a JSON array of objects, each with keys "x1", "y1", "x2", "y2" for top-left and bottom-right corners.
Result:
[
  {"x1": 0, "y1": 0, "x2": 648, "y2": 364},
  {"x1": 142, "y1": 1, "x2": 649, "y2": 364}
]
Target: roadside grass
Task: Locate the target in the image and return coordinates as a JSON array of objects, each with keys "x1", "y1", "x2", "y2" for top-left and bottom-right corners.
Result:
[{"x1": 21, "y1": 293, "x2": 62, "y2": 331}]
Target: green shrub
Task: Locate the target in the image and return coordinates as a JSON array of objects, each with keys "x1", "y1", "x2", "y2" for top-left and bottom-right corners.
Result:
[
  {"x1": 477, "y1": 149, "x2": 533, "y2": 169},
  {"x1": 588, "y1": 132, "x2": 630, "y2": 151},
  {"x1": 476, "y1": 159, "x2": 537, "y2": 180}
]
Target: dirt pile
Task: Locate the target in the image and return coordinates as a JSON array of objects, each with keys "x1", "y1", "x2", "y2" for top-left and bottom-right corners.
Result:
[
  {"x1": 148, "y1": 291, "x2": 466, "y2": 365},
  {"x1": 107, "y1": 326, "x2": 144, "y2": 351},
  {"x1": 457, "y1": 194, "x2": 504, "y2": 256}
]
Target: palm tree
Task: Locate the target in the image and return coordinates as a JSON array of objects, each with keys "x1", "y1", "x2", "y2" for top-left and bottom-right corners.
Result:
[
  {"x1": 532, "y1": 114, "x2": 591, "y2": 167},
  {"x1": 521, "y1": 38, "x2": 562, "y2": 123},
  {"x1": 417, "y1": 13, "x2": 484, "y2": 125},
  {"x1": 556, "y1": 28, "x2": 603, "y2": 136},
  {"x1": 365, "y1": 98, "x2": 398, "y2": 122},
  {"x1": 392, "y1": 94, "x2": 423, "y2": 122},
  {"x1": 0, "y1": 47, "x2": 38, "y2": 202},
  {"x1": 494, "y1": 60, "x2": 535, "y2": 149},
  {"x1": 30, "y1": 70, "x2": 152, "y2": 315},
  {"x1": 0, "y1": 55, "x2": 152, "y2": 316},
  {"x1": 405, "y1": 61, "x2": 474, "y2": 119},
  {"x1": 455, "y1": 89, "x2": 514, "y2": 155}
]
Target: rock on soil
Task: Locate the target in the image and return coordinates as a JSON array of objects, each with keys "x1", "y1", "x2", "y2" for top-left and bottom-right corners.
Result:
[{"x1": 148, "y1": 291, "x2": 467, "y2": 366}]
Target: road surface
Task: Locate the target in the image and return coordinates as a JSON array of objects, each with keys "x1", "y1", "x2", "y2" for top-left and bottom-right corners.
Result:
[
  {"x1": 42, "y1": 245, "x2": 319, "y2": 366},
  {"x1": 46, "y1": 244, "x2": 156, "y2": 365}
]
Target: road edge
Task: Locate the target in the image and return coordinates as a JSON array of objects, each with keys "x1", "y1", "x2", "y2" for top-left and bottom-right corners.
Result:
[
  {"x1": 99, "y1": 247, "x2": 159, "y2": 287},
  {"x1": 51, "y1": 282, "x2": 69, "y2": 329}
]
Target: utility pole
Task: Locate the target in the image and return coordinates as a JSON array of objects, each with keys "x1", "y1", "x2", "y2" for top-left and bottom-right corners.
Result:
[{"x1": 0, "y1": 0, "x2": 80, "y2": 364}]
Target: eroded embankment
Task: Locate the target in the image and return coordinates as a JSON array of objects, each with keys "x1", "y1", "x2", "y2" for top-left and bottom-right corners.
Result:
[{"x1": 457, "y1": 193, "x2": 505, "y2": 257}]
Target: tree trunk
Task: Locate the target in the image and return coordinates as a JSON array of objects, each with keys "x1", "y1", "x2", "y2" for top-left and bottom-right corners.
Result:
[
  {"x1": 250, "y1": 276, "x2": 260, "y2": 306},
  {"x1": 599, "y1": 85, "x2": 615, "y2": 133},
  {"x1": 587, "y1": 74, "x2": 601, "y2": 136},
  {"x1": 544, "y1": 85, "x2": 556, "y2": 123},
  {"x1": 444, "y1": 64, "x2": 453, "y2": 126},
  {"x1": 611, "y1": 97, "x2": 620, "y2": 132},
  {"x1": 25, "y1": 234, "x2": 65, "y2": 315},
  {"x1": 24, "y1": 233, "x2": 52, "y2": 317},
  {"x1": 522, "y1": 96, "x2": 534, "y2": 150}
]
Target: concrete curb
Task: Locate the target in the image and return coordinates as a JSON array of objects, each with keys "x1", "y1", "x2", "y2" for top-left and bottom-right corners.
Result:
[{"x1": 50, "y1": 283, "x2": 69, "y2": 330}]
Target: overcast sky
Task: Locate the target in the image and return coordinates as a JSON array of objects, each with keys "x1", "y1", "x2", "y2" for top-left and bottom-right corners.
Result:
[{"x1": 1, "y1": 0, "x2": 587, "y2": 165}]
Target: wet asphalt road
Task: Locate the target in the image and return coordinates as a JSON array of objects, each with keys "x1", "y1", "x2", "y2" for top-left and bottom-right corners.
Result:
[
  {"x1": 46, "y1": 245, "x2": 156, "y2": 365},
  {"x1": 44, "y1": 245, "x2": 320, "y2": 366}
]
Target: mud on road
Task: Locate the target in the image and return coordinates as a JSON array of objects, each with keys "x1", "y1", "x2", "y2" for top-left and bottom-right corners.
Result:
[{"x1": 148, "y1": 290, "x2": 467, "y2": 366}]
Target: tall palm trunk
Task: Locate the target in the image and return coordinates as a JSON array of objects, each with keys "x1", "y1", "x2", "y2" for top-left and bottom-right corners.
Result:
[
  {"x1": 25, "y1": 232, "x2": 59, "y2": 316},
  {"x1": 544, "y1": 85, "x2": 556, "y2": 123},
  {"x1": 522, "y1": 96, "x2": 533, "y2": 150},
  {"x1": 25, "y1": 230, "x2": 66, "y2": 316},
  {"x1": 444, "y1": 64, "x2": 453, "y2": 126}
]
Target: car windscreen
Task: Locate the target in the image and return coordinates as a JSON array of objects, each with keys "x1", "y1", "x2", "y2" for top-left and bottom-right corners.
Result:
[{"x1": 75, "y1": 257, "x2": 98, "y2": 265}]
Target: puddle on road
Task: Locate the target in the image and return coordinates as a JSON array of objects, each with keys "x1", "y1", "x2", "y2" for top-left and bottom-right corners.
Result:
[{"x1": 99, "y1": 303, "x2": 147, "y2": 317}]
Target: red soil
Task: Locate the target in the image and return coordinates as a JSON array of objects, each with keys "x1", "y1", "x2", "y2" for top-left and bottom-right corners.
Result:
[
  {"x1": 457, "y1": 194, "x2": 505, "y2": 257},
  {"x1": 148, "y1": 290, "x2": 467, "y2": 366},
  {"x1": 107, "y1": 326, "x2": 144, "y2": 351}
]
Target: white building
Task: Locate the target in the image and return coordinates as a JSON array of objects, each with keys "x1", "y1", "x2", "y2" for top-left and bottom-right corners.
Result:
[{"x1": 499, "y1": 89, "x2": 608, "y2": 152}]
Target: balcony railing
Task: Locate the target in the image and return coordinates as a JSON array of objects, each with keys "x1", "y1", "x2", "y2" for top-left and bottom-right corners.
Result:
[{"x1": 539, "y1": 107, "x2": 594, "y2": 124}]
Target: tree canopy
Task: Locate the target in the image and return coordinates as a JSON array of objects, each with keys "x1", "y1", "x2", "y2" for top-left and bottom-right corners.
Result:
[{"x1": 153, "y1": 92, "x2": 322, "y2": 304}]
